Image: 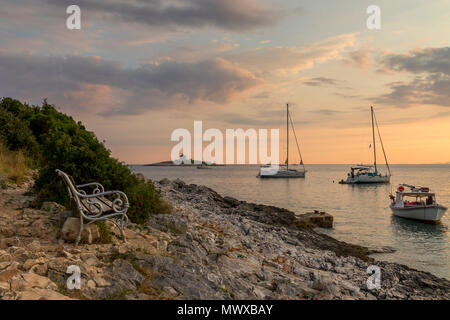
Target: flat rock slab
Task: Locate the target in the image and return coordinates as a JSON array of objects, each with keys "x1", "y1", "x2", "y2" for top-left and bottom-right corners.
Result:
[{"x1": 298, "y1": 212, "x2": 333, "y2": 228}]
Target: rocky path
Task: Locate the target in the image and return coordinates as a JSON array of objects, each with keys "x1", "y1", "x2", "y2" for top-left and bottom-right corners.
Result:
[{"x1": 0, "y1": 177, "x2": 449, "y2": 300}]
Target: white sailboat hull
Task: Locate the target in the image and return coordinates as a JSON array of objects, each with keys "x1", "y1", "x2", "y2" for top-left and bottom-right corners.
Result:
[
  {"x1": 340, "y1": 174, "x2": 390, "y2": 184},
  {"x1": 258, "y1": 168, "x2": 305, "y2": 178},
  {"x1": 390, "y1": 205, "x2": 447, "y2": 223}
]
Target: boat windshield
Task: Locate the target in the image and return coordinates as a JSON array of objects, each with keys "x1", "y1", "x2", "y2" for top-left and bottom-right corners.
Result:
[
  {"x1": 402, "y1": 194, "x2": 435, "y2": 206},
  {"x1": 351, "y1": 166, "x2": 374, "y2": 171}
]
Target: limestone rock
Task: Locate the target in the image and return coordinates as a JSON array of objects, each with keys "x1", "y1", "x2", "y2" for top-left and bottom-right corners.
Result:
[
  {"x1": 159, "y1": 178, "x2": 170, "y2": 185},
  {"x1": 298, "y1": 211, "x2": 334, "y2": 228},
  {"x1": 109, "y1": 259, "x2": 144, "y2": 288},
  {"x1": 0, "y1": 250, "x2": 12, "y2": 271},
  {"x1": 27, "y1": 240, "x2": 41, "y2": 252},
  {"x1": 18, "y1": 288, "x2": 72, "y2": 300},
  {"x1": 56, "y1": 211, "x2": 74, "y2": 227},
  {"x1": 22, "y1": 257, "x2": 46, "y2": 271},
  {"x1": 61, "y1": 217, "x2": 100, "y2": 244},
  {"x1": 10, "y1": 272, "x2": 58, "y2": 292},
  {"x1": 154, "y1": 214, "x2": 188, "y2": 234},
  {"x1": 0, "y1": 269, "x2": 20, "y2": 282},
  {"x1": 135, "y1": 173, "x2": 146, "y2": 181},
  {"x1": 41, "y1": 202, "x2": 66, "y2": 214},
  {"x1": 0, "y1": 225, "x2": 15, "y2": 238},
  {"x1": 0, "y1": 237, "x2": 21, "y2": 249}
]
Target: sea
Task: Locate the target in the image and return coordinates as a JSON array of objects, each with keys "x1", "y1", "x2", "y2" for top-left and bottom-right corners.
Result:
[{"x1": 131, "y1": 164, "x2": 450, "y2": 280}]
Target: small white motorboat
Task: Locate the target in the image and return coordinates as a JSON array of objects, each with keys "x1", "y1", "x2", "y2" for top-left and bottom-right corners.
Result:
[{"x1": 389, "y1": 184, "x2": 448, "y2": 223}]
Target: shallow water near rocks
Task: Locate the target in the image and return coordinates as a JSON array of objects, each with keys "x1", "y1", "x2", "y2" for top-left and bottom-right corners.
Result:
[{"x1": 132, "y1": 164, "x2": 450, "y2": 280}]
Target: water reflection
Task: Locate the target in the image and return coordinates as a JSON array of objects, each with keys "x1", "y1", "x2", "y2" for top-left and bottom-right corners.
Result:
[{"x1": 390, "y1": 215, "x2": 447, "y2": 240}]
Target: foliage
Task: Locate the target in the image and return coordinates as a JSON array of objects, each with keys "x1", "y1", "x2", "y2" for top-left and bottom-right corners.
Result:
[
  {"x1": 126, "y1": 178, "x2": 172, "y2": 224},
  {"x1": 0, "y1": 97, "x2": 170, "y2": 223},
  {"x1": 0, "y1": 98, "x2": 39, "y2": 155},
  {"x1": 96, "y1": 221, "x2": 113, "y2": 244}
]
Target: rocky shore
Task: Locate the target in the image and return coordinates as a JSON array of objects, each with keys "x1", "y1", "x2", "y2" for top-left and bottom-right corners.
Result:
[{"x1": 0, "y1": 177, "x2": 449, "y2": 300}]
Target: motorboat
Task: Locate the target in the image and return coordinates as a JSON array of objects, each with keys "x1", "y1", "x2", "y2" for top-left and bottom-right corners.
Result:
[{"x1": 389, "y1": 184, "x2": 447, "y2": 223}]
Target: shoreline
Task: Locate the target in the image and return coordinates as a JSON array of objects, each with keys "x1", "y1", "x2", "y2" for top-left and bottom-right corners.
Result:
[
  {"x1": 0, "y1": 176, "x2": 449, "y2": 300},
  {"x1": 150, "y1": 178, "x2": 450, "y2": 299}
]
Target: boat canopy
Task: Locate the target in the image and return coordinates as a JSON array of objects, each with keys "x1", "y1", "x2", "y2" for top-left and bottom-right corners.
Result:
[
  {"x1": 351, "y1": 165, "x2": 374, "y2": 170},
  {"x1": 400, "y1": 192, "x2": 435, "y2": 197}
]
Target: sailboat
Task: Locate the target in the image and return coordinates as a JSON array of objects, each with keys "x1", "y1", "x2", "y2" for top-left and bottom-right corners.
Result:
[
  {"x1": 258, "y1": 104, "x2": 306, "y2": 178},
  {"x1": 339, "y1": 106, "x2": 391, "y2": 184},
  {"x1": 196, "y1": 163, "x2": 210, "y2": 169},
  {"x1": 197, "y1": 154, "x2": 212, "y2": 169}
]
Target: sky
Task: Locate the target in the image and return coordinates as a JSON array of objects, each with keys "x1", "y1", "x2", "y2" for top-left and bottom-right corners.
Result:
[{"x1": 0, "y1": 0, "x2": 449, "y2": 164}]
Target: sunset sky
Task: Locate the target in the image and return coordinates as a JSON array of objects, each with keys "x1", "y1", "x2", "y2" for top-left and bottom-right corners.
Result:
[{"x1": 0, "y1": 0, "x2": 449, "y2": 164}]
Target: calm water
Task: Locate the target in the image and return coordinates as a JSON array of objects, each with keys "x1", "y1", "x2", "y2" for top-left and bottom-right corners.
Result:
[{"x1": 131, "y1": 164, "x2": 450, "y2": 280}]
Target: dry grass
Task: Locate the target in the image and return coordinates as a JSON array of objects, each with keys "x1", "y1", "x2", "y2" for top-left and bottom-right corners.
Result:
[{"x1": 0, "y1": 142, "x2": 31, "y2": 185}]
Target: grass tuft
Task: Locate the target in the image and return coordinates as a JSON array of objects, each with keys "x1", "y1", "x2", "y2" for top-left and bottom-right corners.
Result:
[{"x1": 0, "y1": 142, "x2": 31, "y2": 184}]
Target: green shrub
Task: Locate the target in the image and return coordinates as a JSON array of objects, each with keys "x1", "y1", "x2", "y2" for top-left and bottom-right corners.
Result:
[
  {"x1": 0, "y1": 97, "x2": 171, "y2": 223},
  {"x1": 96, "y1": 221, "x2": 113, "y2": 244},
  {"x1": 125, "y1": 178, "x2": 172, "y2": 224},
  {"x1": 0, "y1": 98, "x2": 39, "y2": 155}
]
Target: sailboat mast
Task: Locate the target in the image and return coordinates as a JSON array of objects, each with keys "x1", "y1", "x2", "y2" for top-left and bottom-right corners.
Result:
[
  {"x1": 371, "y1": 106, "x2": 377, "y2": 173},
  {"x1": 374, "y1": 112, "x2": 391, "y2": 176},
  {"x1": 286, "y1": 103, "x2": 289, "y2": 171}
]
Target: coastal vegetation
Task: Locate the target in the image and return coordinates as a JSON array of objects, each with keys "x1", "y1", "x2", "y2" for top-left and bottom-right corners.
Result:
[
  {"x1": 0, "y1": 142, "x2": 31, "y2": 186},
  {"x1": 0, "y1": 97, "x2": 170, "y2": 222}
]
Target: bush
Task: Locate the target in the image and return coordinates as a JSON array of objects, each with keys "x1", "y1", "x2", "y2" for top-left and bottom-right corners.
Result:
[
  {"x1": 0, "y1": 97, "x2": 171, "y2": 222},
  {"x1": 125, "y1": 177, "x2": 172, "y2": 224},
  {"x1": 0, "y1": 98, "x2": 39, "y2": 155}
]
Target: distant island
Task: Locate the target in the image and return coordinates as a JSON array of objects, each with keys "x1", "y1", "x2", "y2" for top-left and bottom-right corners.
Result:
[
  {"x1": 145, "y1": 161, "x2": 224, "y2": 166},
  {"x1": 145, "y1": 153, "x2": 224, "y2": 166}
]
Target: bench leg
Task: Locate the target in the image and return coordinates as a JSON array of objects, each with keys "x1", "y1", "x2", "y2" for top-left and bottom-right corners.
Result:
[
  {"x1": 75, "y1": 216, "x2": 83, "y2": 246},
  {"x1": 102, "y1": 216, "x2": 127, "y2": 244},
  {"x1": 121, "y1": 214, "x2": 128, "y2": 243},
  {"x1": 113, "y1": 216, "x2": 127, "y2": 243},
  {"x1": 120, "y1": 222, "x2": 126, "y2": 243}
]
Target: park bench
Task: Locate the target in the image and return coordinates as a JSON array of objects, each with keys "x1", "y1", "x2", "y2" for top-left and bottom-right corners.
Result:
[{"x1": 56, "y1": 169, "x2": 129, "y2": 245}]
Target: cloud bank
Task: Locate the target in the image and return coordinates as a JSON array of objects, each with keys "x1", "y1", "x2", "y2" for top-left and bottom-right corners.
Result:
[
  {"x1": 375, "y1": 47, "x2": 450, "y2": 107},
  {"x1": 46, "y1": 0, "x2": 282, "y2": 31},
  {"x1": 0, "y1": 52, "x2": 262, "y2": 115},
  {"x1": 230, "y1": 33, "x2": 358, "y2": 75}
]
